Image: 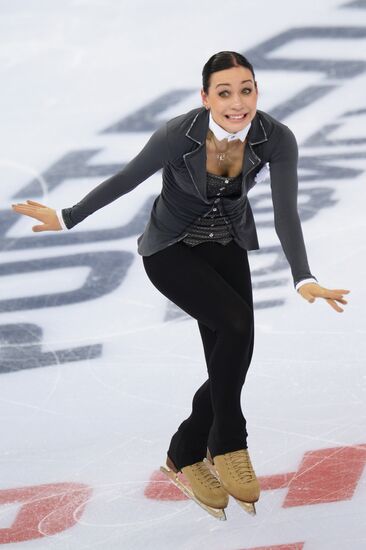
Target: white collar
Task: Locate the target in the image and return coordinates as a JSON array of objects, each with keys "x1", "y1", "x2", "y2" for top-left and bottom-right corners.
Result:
[{"x1": 208, "y1": 110, "x2": 251, "y2": 142}]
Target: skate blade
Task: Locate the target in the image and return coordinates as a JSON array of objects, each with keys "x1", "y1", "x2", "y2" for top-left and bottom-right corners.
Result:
[
  {"x1": 235, "y1": 500, "x2": 256, "y2": 515},
  {"x1": 160, "y1": 465, "x2": 227, "y2": 521},
  {"x1": 203, "y1": 458, "x2": 257, "y2": 516}
]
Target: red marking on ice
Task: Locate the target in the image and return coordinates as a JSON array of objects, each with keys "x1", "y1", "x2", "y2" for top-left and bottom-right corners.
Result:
[
  {"x1": 144, "y1": 469, "x2": 190, "y2": 500},
  {"x1": 145, "y1": 444, "x2": 366, "y2": 508},
  {"x1": 144, "y1": 467, "x2": 298, "y2": 501},
  {"x1": 0, "y1": 482, "x2": 92, "y2": 543},
  {"x1": 258, "y1": 471, "x2": 296, "y2": 491},
  {"x1": 283, "y1": 444, "x2": 366, "y2": 507}
]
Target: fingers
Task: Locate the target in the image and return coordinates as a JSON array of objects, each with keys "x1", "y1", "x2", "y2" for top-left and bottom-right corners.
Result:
[
  {"x1": 11, "y1": 204, "x2": 43, "y2": 220},
  {"x1": 326, "y1": 289, "x2": 350, "y2": 298},
  {"x1": 310, "y1": 286, "x2": 350, "y2": 300},
  {"x1": 26, "y1": 200, "x2": 47, "y2": 208},
  {"x1": 325, "y1": 298, "x2": 344, "y2": 313},
  {"x1": 299, "y1": 285, "x2": 350, "y2": 313},
  {"x1": 300, "y1": 292, "x2": 316, "y2": 303},
  {"x1": 12, "y1": 201, "x2": 47, "y2": 213},
  {"x1": 12, "y1": 205, "x2": 36, "y2": 213},
  {"x1": 11, "y1": 202, "x2": 61, "y2": 232},
  {"x1": 319, "y1": 290, "x2": 349, "y2": 312},
  {"x1": 12, "y1": 203, "x2": 37, "y2": 213},
  {"x1": 32, "y1": 225, "x2": 49, "y2": 232},
  {"x1": 322, "y1": 290, "x2": 350, "y2": 303}
]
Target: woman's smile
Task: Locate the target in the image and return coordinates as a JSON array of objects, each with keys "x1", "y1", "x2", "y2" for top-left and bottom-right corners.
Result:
[{"x1": 225, "y1": 113, "x2": 248, "y2": 121}]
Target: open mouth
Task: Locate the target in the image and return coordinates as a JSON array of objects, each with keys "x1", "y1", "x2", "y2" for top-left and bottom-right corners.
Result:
[{"x1": 225, "y1": 113, "x2": 248, "y2": 121}]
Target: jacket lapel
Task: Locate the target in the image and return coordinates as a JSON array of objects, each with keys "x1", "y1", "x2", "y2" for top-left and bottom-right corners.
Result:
[{"x1": 183, "y1": 107, "x2": 268, "y2": 202}]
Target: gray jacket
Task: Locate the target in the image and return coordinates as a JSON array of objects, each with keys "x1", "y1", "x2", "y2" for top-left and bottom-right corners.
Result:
[{"x1": 61, "y1": 106, "x2": 317, "y2": 288}]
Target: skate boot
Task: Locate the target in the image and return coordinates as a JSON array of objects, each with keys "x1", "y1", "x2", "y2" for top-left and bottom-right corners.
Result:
[
  {"x1": 160, "y1": 454, "x2": 229, "y2": 520},
  {"x1": 205, "y1": 448, "x2": 260, "y2": 515}
]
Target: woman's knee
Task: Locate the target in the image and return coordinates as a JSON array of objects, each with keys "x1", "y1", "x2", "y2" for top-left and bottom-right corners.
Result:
[{"x1": 217, "y1": 305, "x2": 253, "y2": 337}]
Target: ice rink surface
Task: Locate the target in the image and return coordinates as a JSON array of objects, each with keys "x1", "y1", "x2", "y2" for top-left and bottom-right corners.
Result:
[{"x1": 1, "y1": 0, "x2": 365, "y2": 548}]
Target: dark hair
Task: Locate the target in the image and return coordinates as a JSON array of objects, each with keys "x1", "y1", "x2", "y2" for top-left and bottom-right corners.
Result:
[{"x1": 202, "y1": 51, "x2": 256, "y2": 94}]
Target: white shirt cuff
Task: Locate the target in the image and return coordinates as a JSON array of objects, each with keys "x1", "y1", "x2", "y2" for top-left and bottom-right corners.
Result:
[
  {"x1": 56, "y1": 209, "x2": 68, "y2": 230},
  {"x1": 295, "y1": 277, "x2": 318, "y2": 291}
]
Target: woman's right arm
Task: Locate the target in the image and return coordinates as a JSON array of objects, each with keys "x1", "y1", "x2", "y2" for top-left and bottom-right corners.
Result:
[{"x1": 11, "y1": 122, "x2": 170, "y2": 232}]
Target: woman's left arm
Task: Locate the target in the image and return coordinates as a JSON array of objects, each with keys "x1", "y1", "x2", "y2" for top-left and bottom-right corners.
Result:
[{"x1": 269, "y1": 124, "x2": 350, "y2": 312}]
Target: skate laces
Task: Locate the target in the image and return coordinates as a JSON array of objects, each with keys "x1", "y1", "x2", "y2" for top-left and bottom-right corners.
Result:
[
  {"x1": 191, "y1": 461, "x2": 222, "y2": 489},
  {"x1": 226, "y1": 449, "x2": 256, "y2": 482}
]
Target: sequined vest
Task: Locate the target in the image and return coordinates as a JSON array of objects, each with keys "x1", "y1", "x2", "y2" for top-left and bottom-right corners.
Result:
[{"x1": 182, "y1": 171, "x2": 242, "y2": 246}]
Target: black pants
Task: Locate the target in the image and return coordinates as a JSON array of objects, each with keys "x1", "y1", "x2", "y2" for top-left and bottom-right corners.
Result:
[{"x1": 142, "y1": 239, "x2": 254, "y2": 470}]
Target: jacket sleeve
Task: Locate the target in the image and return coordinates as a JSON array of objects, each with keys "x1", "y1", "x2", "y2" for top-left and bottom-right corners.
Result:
[
  {"x1": 269, "y1": 124, "x2": 318, "y2": 290},
  {"x1": 61, "y1": 122, "x2": 170, "y2": 229}
]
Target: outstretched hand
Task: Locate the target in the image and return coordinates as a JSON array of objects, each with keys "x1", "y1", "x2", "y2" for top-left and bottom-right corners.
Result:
[
  {"x1": 297, "y1": 282, "x2": 350, "y2": 313},
  {"x1": 11, "y1": 200, "x2": 63, "y2": 232}
]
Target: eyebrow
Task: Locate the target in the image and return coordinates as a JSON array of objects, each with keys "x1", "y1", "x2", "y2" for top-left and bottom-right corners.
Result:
[{"x1": 216, "y1": 79, "x2": 253, "y2": 88}]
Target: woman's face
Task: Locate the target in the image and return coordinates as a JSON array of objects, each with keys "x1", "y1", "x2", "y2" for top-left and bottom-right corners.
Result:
[{"x1": 201, "y1": 66, "x2": 258, "y2": 133}]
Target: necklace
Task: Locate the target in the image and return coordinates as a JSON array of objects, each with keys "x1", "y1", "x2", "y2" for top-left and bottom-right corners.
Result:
[{"x1": 208, "y1": 130, "x2": 245, "y2": 164}]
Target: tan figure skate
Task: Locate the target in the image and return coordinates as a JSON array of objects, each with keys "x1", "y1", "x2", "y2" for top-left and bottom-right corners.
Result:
[
  {"x1": 160, "y1": 454, "x2": 229, "y2": 520},
  {"x1": 205, "y1": 448, "x2": 260, "y2": 515}
]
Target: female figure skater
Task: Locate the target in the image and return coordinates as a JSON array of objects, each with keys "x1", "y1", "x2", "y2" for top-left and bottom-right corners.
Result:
[{"x1": 11, "y1": 51, "x2": 350, "y2": 520}]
